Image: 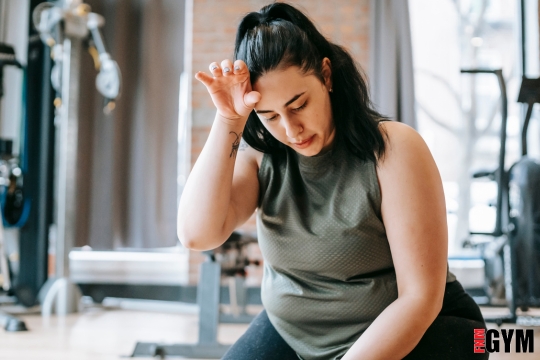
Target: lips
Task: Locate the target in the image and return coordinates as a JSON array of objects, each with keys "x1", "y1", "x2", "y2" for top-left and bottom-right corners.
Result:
[{"x1": 293, "y1": 135, "x2": 315, "y2": 147}]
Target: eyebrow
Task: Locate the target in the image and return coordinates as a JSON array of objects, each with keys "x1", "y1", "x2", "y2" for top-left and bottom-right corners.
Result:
[{"x1": 254, "y1": 92, "x2": 306, "y2": 114}]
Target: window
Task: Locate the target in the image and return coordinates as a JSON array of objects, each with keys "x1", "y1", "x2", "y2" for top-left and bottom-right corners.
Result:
[{"x1": 409, "y1": 0, "x2": 535, "y2": 255}]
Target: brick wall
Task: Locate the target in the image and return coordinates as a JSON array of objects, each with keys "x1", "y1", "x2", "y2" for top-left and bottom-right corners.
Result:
[{"x1": 187, "y1": 0, "x2": 371, "y2": 284}]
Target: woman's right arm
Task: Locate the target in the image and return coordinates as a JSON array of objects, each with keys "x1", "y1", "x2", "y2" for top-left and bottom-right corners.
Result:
[{"x1": 177, "y1": 59, "x2": 261, "y2": 251}]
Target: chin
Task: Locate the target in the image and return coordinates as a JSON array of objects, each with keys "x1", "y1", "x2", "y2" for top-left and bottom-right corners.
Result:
[{"x1": 295, "y1": 146, "x2": 320, "y2": 156}]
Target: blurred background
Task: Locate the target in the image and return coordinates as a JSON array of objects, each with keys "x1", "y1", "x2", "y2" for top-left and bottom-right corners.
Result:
[{"x1": 0, "y1": 0, "x2": 539, "y2": 359}]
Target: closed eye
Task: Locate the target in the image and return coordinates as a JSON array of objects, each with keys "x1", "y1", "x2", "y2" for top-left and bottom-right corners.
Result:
[
  {"x1": 263, "y1": 101, "x2": 308, "y2": 122},
  {"x1": 292, "y1": 101, "x2": 307, "y2": 112}
]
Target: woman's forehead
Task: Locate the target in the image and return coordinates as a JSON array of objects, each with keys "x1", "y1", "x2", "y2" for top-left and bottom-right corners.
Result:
[{"x1": 253, "y1": 67, "x2": 316, "y2": 108}]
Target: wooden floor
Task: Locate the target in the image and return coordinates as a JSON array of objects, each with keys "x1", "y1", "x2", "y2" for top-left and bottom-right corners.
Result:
[{"x1": 1, "y1": 304, "x2": 539, "y2": 359}]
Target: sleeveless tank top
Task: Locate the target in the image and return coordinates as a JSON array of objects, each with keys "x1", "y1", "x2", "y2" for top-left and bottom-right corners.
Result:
[{"x1": 256, "y1": 139, "x2": 457, "y2": 360}]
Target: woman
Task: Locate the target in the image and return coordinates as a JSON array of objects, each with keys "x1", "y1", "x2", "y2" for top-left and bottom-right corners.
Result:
[{"x1": 177, "y1": 3, "x2": 489, "y2": 359}]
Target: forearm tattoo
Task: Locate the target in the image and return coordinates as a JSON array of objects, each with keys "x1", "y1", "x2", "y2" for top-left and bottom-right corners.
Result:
[{"x1": 229, "y1": 131, "x2": 243, "y2": 158}]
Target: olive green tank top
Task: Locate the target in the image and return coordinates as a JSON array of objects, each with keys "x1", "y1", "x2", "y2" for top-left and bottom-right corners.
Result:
[{"x1": 256, "y1": 139, "x2": 456, "y2": 360}]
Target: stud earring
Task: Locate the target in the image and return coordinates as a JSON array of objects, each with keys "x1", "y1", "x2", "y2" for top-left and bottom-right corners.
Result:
[{"x1": 329, "y1": 88, "x2": 333, "y2": 93}]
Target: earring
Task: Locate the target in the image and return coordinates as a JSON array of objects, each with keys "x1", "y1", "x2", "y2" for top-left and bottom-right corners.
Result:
[{"x1": 329, "y1": 88, "x2": 333, "y2": 93}]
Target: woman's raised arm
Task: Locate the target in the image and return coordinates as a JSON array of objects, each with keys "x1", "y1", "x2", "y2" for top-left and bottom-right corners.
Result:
[{"x1": 177, "y1": 59, "x2": 261, "y2": 251}]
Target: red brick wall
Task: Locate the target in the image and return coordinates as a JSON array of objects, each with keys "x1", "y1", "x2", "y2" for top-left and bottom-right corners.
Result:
[{"x1": 187, "y1": 0, "x2": 371, "y2": 284}]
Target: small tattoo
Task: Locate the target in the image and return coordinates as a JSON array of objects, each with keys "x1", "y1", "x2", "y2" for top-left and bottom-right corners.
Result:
[
  {"x1": 239, "y1": 138, "x2": 248, "y2": 151},
  {"x1": 229, "y1": 131, "x2": 243, "y2": 158}
]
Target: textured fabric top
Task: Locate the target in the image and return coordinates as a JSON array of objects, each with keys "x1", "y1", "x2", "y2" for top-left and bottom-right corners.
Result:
[{"x1": 256, "y1": 138, "x2": 457, "y2": 360}]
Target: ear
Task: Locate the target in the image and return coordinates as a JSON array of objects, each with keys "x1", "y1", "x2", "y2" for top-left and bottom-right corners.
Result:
[{"x1": 321, "y1": 57, "x2": 332, "y2": 91}]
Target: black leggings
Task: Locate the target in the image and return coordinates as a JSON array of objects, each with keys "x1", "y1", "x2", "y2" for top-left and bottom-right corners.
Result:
[{"x1": 222, "y1": 280, "x2": 489, "y2": 360}]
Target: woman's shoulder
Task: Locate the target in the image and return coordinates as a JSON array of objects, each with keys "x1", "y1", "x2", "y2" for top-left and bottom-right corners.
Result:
[
  {"x1": 378, "y1": 119, "x2": 417, "y2": 141},
  {"x1": 377, "y1": 120, "x2": 427, "y2": 166},
  {"x1": 375, "y1": 120, "x2": 440, "y2": 191}
]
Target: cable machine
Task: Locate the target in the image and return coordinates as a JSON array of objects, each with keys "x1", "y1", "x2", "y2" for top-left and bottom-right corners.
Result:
[{"x1": 32, "y1": 0, "x2": 120, "y2": 315}]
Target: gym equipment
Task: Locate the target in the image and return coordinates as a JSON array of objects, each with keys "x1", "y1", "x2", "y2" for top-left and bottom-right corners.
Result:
[
  {"x1": 131, "y1": 231, "x2": 262, "y2": 359},
  {"x1": 462, "y1": 69, "x2": 540, "y2": 326},
  {"x1": 505, "y1": 76, "x2": 540, "y2": 321},
  {"x1": 33, "y1": 1, "x2": 121, "y2": 112},
  {"x1": 0, "y1": 314, "x2": 28, "y2": 331},
  {"x1": 13, "y1": 0, "x2": 56, "y2": 309},
  {"x1": 204, "y1": 231, "x2": 261, "y2": 322},
  {"x1": 0, "y1": 41, "x2": 29, "y2": 332},
  {"x1": 72, "y1": 248, "x2": 262, "y2": 305},
  {"x1": 0, "y1": 42, "x2": 23, "y2": 297},
  {"x1": 0, "y1": 166, "x2": 28, "y2": 331},
  {"x1": 32, "y1": 0, "x2": 121, "y2": 315},
  {"x1": 461, "y1": 69, "x2": 508, "y2": 239},
  {"x1": 458, "y1": 69, "x2": 509, "y2": 307},
  {"x1": 0, "y1": 139, "x2": 17, "y2": 293},
  {"x1": 0, "y1": 43, "x2": 29, "y2": 229},
  {"x1": 0, "y1": 43, "x2": 23, "y2": 97}
]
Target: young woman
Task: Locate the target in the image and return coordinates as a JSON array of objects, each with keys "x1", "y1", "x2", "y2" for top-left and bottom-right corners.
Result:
[{"x1": 177, "y1": 3, "x2": 489, "y2": 359}]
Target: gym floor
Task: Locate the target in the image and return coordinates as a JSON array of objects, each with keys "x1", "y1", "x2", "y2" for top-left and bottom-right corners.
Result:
[{"x1": 0, "y1": 305, "x2": 539, "y2": 359}]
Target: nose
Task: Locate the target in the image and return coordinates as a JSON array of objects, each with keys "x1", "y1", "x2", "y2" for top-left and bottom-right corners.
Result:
[{"x1": 281, "y1": 115, "x2": 303, "y2": 139}]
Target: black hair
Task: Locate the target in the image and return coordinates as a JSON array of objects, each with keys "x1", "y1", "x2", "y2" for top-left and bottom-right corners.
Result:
[{"x1": 234, "y1": 2, "x2": 389, "y2": 164}]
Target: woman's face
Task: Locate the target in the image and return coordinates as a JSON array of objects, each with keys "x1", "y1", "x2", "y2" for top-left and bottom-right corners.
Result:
[{"x1": 252, "y1": 59, "x2": 335, "y2": 156}]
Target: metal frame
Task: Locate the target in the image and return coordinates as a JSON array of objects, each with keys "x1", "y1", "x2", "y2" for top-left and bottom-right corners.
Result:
[
  {"x1": 131, "y1": 257, "x2": 259, "y2": 359},
  {"x1": 461, "y1": 69, "x2": 540, "y2": 327},
  {"x1": 32, "y1": 0, "x2": 121, "y2": 315}
]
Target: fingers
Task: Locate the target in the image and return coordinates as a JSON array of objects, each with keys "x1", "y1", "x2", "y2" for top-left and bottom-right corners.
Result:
[
  {"x1": 196, "y1": 59, "x2": 249, "y2": 86},
  {"x1": 194, "y1": 71, "x2": 214, "y2": 87},
  {"x1": 209, "y1": 62, "x2": 222, "y2": 77},
  {"x1": 204, "y1": 59, "x2": 248, "y2": 77},
  {"x1": 233, "y1": 60, "x2": 248, "y2": 75},
  {"x1": 221, "y1": 59, "x2": 234, "y2": 76},
  {"x1": 244, "y1": 91, "x2": 261, "y2": 109}
]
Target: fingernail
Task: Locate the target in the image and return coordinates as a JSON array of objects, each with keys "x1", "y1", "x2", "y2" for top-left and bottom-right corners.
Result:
[
  {"x1": 211, "y1": 65, "x2": 218, "y2": 70},
  {"x1": 223, "y1": 67, "x2": 231, "y2": 73},
  {"x1": 234, "y1": 66, "x2": 240, "y2": 71}
]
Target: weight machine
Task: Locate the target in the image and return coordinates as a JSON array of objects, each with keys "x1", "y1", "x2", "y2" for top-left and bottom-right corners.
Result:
[
  {"x1": 461, "y1": 69, "x2": 540, "y2": 327},
  {"x1": 131, "y1": 231, "x2": 262, "y2": 359},
  {"x1": 0, "y1": 41, "x2": 29, "y2": 332},
  {"x1": 32, "y1": 0, "x2": 121, "y2": 315}
]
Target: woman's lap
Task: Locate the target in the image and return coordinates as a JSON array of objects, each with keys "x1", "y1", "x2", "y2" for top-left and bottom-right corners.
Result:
[
  {"x1": 401, "y1": 280, "x2": 489, "y2": 359},
  {"x1": 222, "y1": 280, "x2": 489, "y2": 360},
  {"x1": 221, "y1": 308, "x2": 299, "y2": 360},
  {"x1": 403, "y1": 314, "x2": 488, "y2": 359}
]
